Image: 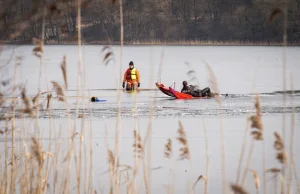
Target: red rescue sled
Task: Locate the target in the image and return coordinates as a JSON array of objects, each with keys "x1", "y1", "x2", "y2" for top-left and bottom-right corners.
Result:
[
  {"x1": 156, "y1": 82, "x2": 218, "y2": 99},
  {"x1": 169, "y1": 87, "x2": 212, "y2": 100},
  {"x1": 155, "y1": 82, "x2": 175, "y2": 97}
]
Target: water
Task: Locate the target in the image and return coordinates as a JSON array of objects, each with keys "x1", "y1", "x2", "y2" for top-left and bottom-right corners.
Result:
[{"x1": 0, "y1": 45, "x2": 300, "y2": 193}]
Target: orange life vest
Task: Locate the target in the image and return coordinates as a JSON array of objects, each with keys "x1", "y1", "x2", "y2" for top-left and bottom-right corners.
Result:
[{"x1": 126, "y1": 68, "x2": 137, "y2": 80}]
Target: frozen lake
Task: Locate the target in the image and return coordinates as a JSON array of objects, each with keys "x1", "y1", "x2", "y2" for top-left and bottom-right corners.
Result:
[{"x1": 0, "y1": 45, "x2": 299, "y2": 194}]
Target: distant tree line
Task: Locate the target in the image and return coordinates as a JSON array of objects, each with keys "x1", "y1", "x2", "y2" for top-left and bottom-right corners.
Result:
[{"x1": 0, "y1": 0, "x2": 299, "y2": 44}]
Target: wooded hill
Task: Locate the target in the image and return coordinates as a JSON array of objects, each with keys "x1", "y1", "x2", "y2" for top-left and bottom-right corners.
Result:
[{"x1": 0, "y1": 0, "x2": 299, "y2": 44}]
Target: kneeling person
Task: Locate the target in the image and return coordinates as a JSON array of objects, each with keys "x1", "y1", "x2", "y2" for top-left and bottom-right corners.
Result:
[{"x1": 122, "y1": 61, "x2": 141, "y2": 90}]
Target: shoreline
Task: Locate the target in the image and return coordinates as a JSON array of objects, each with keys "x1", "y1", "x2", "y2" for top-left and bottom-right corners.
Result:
[{"x1": 2, "y1": 40, "x2": 300, "y2": 46}]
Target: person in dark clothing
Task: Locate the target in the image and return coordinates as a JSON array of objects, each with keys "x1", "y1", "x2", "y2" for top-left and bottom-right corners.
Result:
[
  {"x1": 181, "y1": 81, "x2": 192, "y2": 94},
  {"x1": 181, "y1": 81, "x2": 213, "y2": 97}
]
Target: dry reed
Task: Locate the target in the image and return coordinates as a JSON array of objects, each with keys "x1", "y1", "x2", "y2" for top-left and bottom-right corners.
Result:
[
  {"x1": 267, "y1": 168, "x2": 281, "y2": 174},
  {"x1": 101, "y1": 46, "x2": 116, "y2": 67},
  {"x1": 204, "y1": 61, "x2": 226, "y2": 194},
  {"x1": 273, "y1": 132, "x2": 287, "y2": 165},
  {"x1": 249, "y1": 169, "x2": 260, "y2": 194},
  {"x1": 112, "y1": 0, "x2": 124, "y2": 192},
  {"x1": 60, "y1": 56, "x2": 68, "y2": 90},
  {"x1": 231, "y1": 183, "x2": 249, "y2": 194},
  {"x1": 32, "y1": 92, "x2": 40, "y2": 107},
  {"x1": 164, "y1": 137, "x2": 174, "y2": 194},
  {"x1": 106, "y1": 128, "x2": 116, "y2": 194},
  {"x1": 51, "y1": 81, "x2": 65, "y2": 102},
  {"x1": 46, "y1": 93, "x2": 52, "y2": 110},
  {"x1": 177, "y1": 121, "x2": 190, "y2": 160},
  {"x1": 267, "y1": 131, "x2": 287, "y2": 194},
  {"x1": 20, "y1": 87, "x2": 34, "y2": 116},
  {"x1": 193, "y1": 175, "x2": 208, "y2": 193},
  {"x1": 133, "y1": 130, "x2": 144, "y2": 159},
  {"x1": 281, "y1": 3, "x2": 288, "y2": 191},
  {"x1": 202, "y1": 119, "x2": 210, "y2": 194},
  {"x1": 288, "y1": 73, "x2": 300, "y2": 194},
  {"x1": 164, "y1": 139, "x2": 172, "y2": 159},
  {"x1": 266, "y1": 168, "x2": 281, "y2": 194},
  {"x1": 241, "y1": 94, "x2": 264, "y2": 191},
  {"x1": 32, "y1": 38, "x2": 44, "y2": 58},
  {"x1": 236, "y1": 119, "x2": 250, "y2": 184},
  {"x1": 1, "y1": 2, "x2": 297, "y2": 194},
  {"x1": 0, "y1": 92, "x2": 4, "y2": 106}
]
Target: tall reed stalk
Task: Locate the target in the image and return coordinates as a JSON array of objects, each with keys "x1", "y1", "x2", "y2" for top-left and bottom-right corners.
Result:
[
  {"x1": 9, "y1": 55, "x2": 19, "y2": 194},
  {"x1": 202, "y1": 119, "x2": 209, "y2": 194},
  {"x1": 113, "y1": 0, "x2": 124, "y2": 193},
  {"x1": 281, "y1": 3, "x2": 288, "y2": 192},
  {"x1": 205, "y1": 62, "x2": 226, "y2": 194}
]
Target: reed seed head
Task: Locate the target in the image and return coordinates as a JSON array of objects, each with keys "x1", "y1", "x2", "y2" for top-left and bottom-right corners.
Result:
[
  {"x1": 249, "y1": 95, "x2": 263, "y2": 130},
  {"x1": 21, "y1": 87, "x2": 34, "y2": 115},
  {"x1": 276, "y1": 152, "x2": 287, "y2": 164},
  {"x1": 193, "y1": 175, "x2": 208, "y2": 190},
  {"x1": 274, "y1": 140, "x2": 284, "y2": 150},
  {"x1": 31, "y1": 137, "x2": 44, "y2": 166},
  {"x1": 51, "y1": 81, "x2": 65, "y2": 102},
  {"x1": 205, "y1": 62, "x2": 221, "y2": 104},
  {"x1": 133, "y1": 130, "x2": 144, "y2": 158},
  {"x1": 177, "y1": 121, "x2": 190, "y2": 160},
  {"x1": 164, "y1": 138, "x2": 172, "y2": 159},
  {"x1": 102, "y1": 46, "x2": 115, "y2": 66},
  {"x1": 249, "y1": 115, "x2": 263, "y2": 130},
  {"x1": 32, "y1": 92, "x2": 40, "y2": 107},
  {"x1": 108, "y1": 149, "x2": 115, "y2": 166},
  {"x1": 60, "y1": 56, "x2": 68, "y2": 90},
  {"x1": 266, "y1": 168, "x2": 281, "y2": 173},
  {"x1": 274, "y1": 132, "x2": 282, "y2": 142},
  {"x1": 0, "y1": 92, "x2": 4, "y2": 106},
  {"x1": 230, "y1": 184, "x2": 249, "y2": 194},
  {"x1": 251, "y1": 131, "x2": 264, "y2": 140},
  {"x1": 47, "y1": 93, "x2": 52, "y2": 109},
  {"x1": 273, "y1": 132, "x2": 287, "y2": 164},
  {"x1": 254, "y1": 95, "x2": 262, "y2": 116},
  {"x1": 249, "y1": 169, "x2": 260, "y2": 189}
]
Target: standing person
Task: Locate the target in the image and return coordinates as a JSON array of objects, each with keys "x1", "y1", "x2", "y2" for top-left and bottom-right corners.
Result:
[{"x1": 122, "y1": 61, "x2": 141, "y2": 90}]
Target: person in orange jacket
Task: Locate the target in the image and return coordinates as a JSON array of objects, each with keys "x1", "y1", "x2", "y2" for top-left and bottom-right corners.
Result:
[{"x1": 122, "y1": 61, "x2": 141, "y2": 90}]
